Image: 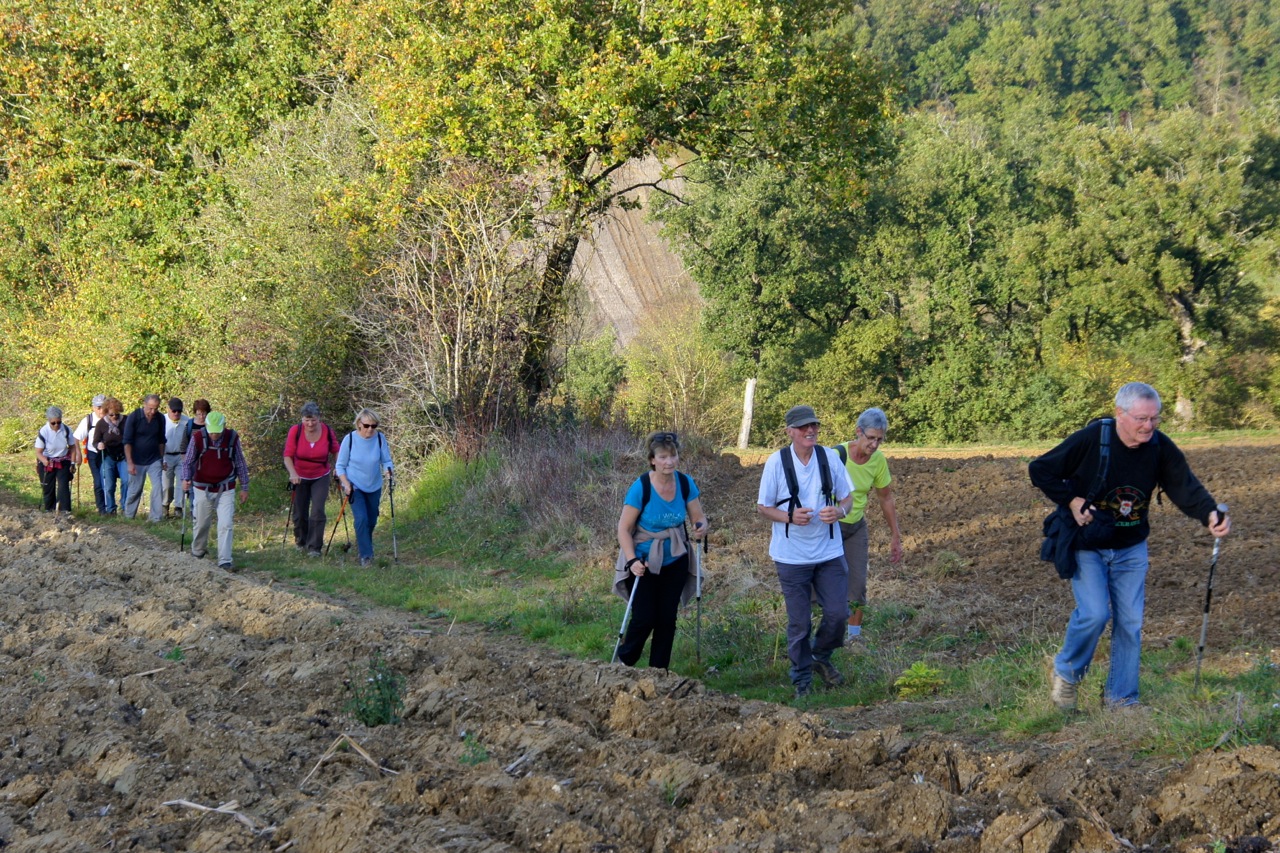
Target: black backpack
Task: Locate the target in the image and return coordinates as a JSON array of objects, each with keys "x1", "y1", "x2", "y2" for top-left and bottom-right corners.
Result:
[{"x1": 776, "y1": 446, "x2": 836, "y2": 539}]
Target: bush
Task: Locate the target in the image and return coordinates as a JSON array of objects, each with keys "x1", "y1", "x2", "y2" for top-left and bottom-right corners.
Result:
[
  {"x1": 620, "y1": 303, "x2": 740, "y2": 446},
  {"x1": 344, "y1": 652, "x2": 405, "y2": 727}
]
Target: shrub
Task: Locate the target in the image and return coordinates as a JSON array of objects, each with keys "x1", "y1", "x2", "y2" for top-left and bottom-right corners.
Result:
[{"x1": 345, "y1": 652, "x2": 405, "y2": 726}]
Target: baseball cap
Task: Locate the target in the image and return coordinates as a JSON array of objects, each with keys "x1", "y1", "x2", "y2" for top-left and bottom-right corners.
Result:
[
  {"x1": 206, "y1": 412, "x2": 226, "y2": 434},
  {"x1": 168, "y1": 397, "x2": 184, "y2": 412},
  {"x1": 784, "y1": 405, "x2": 820, "y2": 429},
  {"x1": 92, "y1": 394, "x2": 107, "y2": 407}
]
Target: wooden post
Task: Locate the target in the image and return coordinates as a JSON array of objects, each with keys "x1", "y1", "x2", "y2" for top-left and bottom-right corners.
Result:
[{"x1": 737, "y1": 378, "x2": 756, "y2": 449}]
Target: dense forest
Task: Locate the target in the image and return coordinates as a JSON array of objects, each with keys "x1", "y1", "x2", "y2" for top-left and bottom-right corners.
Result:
[{"x1": 3, "y1": 0, "x2": 1279, "y2": 454}]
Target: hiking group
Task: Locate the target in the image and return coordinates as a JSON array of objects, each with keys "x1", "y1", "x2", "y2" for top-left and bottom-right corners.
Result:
[
  {"x1": 39, "y1": 378, "x2": 1231, "y2": 710},
  {"x1": 615, "y1": 381, "x2": 1229, "y2": 711},
  {"x1": 34, "y1": 396, "x2": 395, "y2": 572}
]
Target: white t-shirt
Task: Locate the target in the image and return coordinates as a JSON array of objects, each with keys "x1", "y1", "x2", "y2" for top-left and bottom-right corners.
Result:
[
  {"x1": 164, "y1": 414, "x2": 191, "y2": 454},
  {"x1": 757, "y1": 445, "x2": 854, "y2": 564},
  {"x1": 74, "y1": 413, "x2": 100, "y2": 453},
  {"x1": 36, "y1": 423, "x2": 75, "y2": 459}
]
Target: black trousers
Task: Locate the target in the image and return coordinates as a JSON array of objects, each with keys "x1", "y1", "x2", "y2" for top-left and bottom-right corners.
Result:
[
  {"x1": 292, "y1": 476, "x2": 332, "y2": 553},
  {"x1": 41, "y1": 463, "x2": 72, "y2": 512},
  {"x1": 617, "y1": 554, "x2": 689, "y2": 670}
]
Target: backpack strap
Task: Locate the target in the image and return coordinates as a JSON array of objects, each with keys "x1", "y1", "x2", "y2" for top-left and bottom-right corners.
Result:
[
  {"x1": 836, "y1": 443, "x2": 848, "y2": 464},
  {"x1": 1084, "y1": 419, "x2": 1112, "y2": 506},
  {"x1": 815, "y1": 445, "x2": 835, "y2": 539},
  {"x1": 776, "y1": 449, "x2": 801, "y2": 538},
  {"x1": 776, "y1": 447, "x2": 836, "y2": 539},
  {"x1": 636, "y1": 470, "x2": 692, "y2": 521}
]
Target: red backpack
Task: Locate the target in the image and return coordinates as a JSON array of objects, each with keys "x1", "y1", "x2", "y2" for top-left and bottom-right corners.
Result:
[{"x1": 191, "y1": 429, "x2": 240, "y2": 490}]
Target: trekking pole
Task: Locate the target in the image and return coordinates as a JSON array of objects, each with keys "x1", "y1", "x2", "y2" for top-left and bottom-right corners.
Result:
[
  {"x1": 281, "y1": 482, "x2": 296, "y2": 547},
  {"x1": 1194, "y1": 503, "x2": 1230, "y2": 690},
  {"x1": 179, "y1": 486, "x2": 191, "y2": 553},
  {"x1": 342, "y1": 494, "x2": 353, "y2": 552},
  {"x1": 694, "y1": 522, "x2": 706, "y2": 664},
  {"x1": 611, "y1": 574, "x2": 642, "y2": 664},
  {"x1": 388, "y1": 472, "x2": 398, "y2": 563},
  {"x1": 325, "y1": 489, "x2": 351, "y2": 557}
]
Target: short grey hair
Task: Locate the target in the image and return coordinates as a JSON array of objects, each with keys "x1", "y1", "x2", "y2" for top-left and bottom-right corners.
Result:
[
  {"x1": 46, "y1": 406, "x2": 63, "y2": 420},
  {"x1": 353, "y1": 408, "x2": 380, "y2": 429},
  {"x1": 856, "y1": 407, "x2": 888, "y2": 433},
  {"x1": 143, "y1": 393, "x2": 161, "y2": 406},
  {"x1": 1115, "y1": 382, "x2": 1161, "y2": 413},
  {"x1": 300, "y1": 401, "x2": 321, "y2": 419}
]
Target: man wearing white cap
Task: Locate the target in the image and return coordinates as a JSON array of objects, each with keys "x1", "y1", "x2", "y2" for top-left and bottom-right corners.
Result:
[{"x1": 181, "y1": 411, "x2": 250, "y2": 571}]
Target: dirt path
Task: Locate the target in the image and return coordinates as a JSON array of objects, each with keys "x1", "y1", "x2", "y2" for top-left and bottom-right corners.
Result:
[{"x1": 1, "y1": 440, "x2": 1279, "y2": 852}]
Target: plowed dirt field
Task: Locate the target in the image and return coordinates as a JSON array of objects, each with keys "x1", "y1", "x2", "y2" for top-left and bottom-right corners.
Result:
[{"x1": 1, "y1": 437, "x2": 1278, "y2": 852}]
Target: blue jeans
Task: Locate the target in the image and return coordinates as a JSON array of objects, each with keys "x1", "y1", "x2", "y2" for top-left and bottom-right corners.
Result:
[
  {"x1": 776, "y1": 556, "x2": 849, "y2": 688},
  {"x1": 125, "y1": 459, "x2": 164, "y2": 521},
  {"x1": 348, "y1": 487, "x2": 382, "y2": 560},
  {"x1": 1054, "y1": 541, "x2": 1149, "y2": 706},
  {"x1": 101, "y1": 456, "x2": 129, "y2": 514},
  {"x1": 87, "y1": 451, "x2": 106, "y2": 513}
]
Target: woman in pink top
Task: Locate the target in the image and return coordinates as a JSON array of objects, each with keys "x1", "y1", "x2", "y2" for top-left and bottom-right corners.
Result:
[{"x1": 283, "y1": 402, "x2": 339, "y2": 556}]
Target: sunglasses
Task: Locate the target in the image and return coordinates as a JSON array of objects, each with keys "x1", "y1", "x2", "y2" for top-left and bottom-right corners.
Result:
[
  {"x1": 359, "y1": 422, "x2": 378, "y2": 430},
  {"x1": 651, "y1": 432, "x2": 677, "y2": 443},
  {"x1": 49, "y1": 420, "x2": 62, "y2": 426}
]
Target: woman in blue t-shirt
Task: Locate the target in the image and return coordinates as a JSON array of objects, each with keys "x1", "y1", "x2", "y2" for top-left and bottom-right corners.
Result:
[{"x1": 613, "y1": 431, "x2": 709, "y2": 670}]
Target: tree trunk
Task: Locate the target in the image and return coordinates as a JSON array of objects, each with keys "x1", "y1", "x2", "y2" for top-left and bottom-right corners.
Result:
[{"x1": 517, "y1": 222, "x2": 582, "y2": 409}]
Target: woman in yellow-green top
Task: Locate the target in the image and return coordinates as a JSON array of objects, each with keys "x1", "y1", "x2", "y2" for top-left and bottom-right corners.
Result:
[{"x1": 834, "y1": 407, "x2": 903, "y2": 641}]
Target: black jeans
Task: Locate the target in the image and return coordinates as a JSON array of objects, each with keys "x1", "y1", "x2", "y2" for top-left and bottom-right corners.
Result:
[
  {"x1": 617, "y1": 554, "x2": 689, "y2": 670},
  {"x1": 41, "y1": 462, "x2": 73, "y2": 512},
  {"x1": 292, "y1": 476, "x2": 332, "y2": 553}
]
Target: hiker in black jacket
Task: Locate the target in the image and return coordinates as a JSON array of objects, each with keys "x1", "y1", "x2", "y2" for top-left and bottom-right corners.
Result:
[{"x1": 1029, "y1": 382, "x2": 1230, "y2": 711}]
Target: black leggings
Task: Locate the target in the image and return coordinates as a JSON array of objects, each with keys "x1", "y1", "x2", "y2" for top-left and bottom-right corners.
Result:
[{"x1": 617, "y1": 554, "x2": 689, "y2": 670}]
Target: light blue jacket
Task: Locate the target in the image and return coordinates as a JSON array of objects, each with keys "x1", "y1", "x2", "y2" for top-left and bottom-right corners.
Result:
[{"x1": 335, "y1": 431, "x2": 394, "y2": 493}]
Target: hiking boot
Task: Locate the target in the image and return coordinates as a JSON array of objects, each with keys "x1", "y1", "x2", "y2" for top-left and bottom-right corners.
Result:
[
  {"x1": 360, "y1": 557, "x2": 373, "y2": 567},
  {"x1": 812, "y1": 657, "x2": 845, "y2": 688},
  {"x1": 794, "y1": 683, "x2": 812, "y2": 700},
  {"x1": 1050, "y1": 672, "x2": 1078, "y2": 710},
  {"x1": 218, "y1": 562, "x2": 234, "y2": 572},
  {"x1": 307, "y1": 550, "x2": 321, "y2": 558}
]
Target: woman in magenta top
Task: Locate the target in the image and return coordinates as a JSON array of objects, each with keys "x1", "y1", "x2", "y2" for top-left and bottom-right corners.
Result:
[{"x1": 283, "y1": 401, "x2": 339, "y2": 556}]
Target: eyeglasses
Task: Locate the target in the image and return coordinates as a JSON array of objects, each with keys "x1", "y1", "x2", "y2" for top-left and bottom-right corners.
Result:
[
  {"x1": 1126, "y1": 414, "x2": 1162, "y2": 426},
  {"x1": 359, "y1": 422, "x2": 378, "y2": 430}
]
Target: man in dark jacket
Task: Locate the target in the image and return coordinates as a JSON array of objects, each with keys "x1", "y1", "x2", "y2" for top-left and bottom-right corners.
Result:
[
  {"x1": 1029, "y1": 382, "x2": 1230, "y2": 711},
  {"x1": 123, "y1": 394, "x2": 166, "y2": 522}
]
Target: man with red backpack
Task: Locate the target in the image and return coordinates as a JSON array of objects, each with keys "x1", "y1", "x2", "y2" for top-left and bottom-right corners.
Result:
[{"x1": 180, "y1": 411, "x2": 250, "y2": 570}]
